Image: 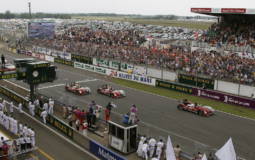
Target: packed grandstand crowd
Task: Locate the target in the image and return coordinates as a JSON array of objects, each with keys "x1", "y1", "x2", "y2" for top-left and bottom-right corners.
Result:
[
  {"x1": 20, "y1": 19, "x2": 255, "y2": 85},
  {"x1": 200, "y1": 17, "x2": 255, "y2": 48}
]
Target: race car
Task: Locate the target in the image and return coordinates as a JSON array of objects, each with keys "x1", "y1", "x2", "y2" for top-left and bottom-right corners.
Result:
[
  {"x1": 177, "y1": 101, "x2": 215, "y2": 117},
  {"x1": 97, "y1": 84, "x2": 126, "y2": 98},
  {"x1": 0, "y1": 64, "x2": 16, "y2": 73},
  {"x1": 65, "y1": 82, "x2": 91, "y2": 95}
]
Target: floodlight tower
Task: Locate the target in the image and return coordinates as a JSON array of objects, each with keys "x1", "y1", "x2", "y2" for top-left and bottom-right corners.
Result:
[{"x1": 28, "y1": 2, "x2": 32, "y2": 19}]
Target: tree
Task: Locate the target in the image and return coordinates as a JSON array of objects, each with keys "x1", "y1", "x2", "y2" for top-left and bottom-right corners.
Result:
[{"x1": 4, "y1": 10, "x2": 15, "y2": 19}]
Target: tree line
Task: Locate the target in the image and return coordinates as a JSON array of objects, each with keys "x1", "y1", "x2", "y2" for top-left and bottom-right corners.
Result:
[
  {"x1": 0, "y1": 11, "x2": 214, "y2": 20},
  {"x1": 0, "y1": 11, "x2": 71, "y2": 19}
]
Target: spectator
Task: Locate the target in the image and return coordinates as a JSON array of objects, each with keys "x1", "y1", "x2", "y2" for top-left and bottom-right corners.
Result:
[
  {"x1": 142, "y1": 140, "x2": 149, "y2": 160},
  {"x1": 156, "y1": 139, "x2": 164, "y2": 160},
  {"x1": 208, "y1": 153, "x2": 215, "y2": 160},
  {"x1": 174, "y1": 144, "x2": 181, "y2": 159},
  {"x1": 1, "y1": 54, "x2": 5, "y2": 67},
  {"x1": 128, "y1": 104, "x2": 138, "y2": 124},
  {"x1": 18, "y1": 103, "x2": 23, "y2": 113},
  {"x1": 40, "y1": 109, "x2": 48, "y2": 124}
]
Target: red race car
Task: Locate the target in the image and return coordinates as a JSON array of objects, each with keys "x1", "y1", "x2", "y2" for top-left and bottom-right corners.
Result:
[
  {"x1": 0, "y1": 64, "x2": 16, "y2": 73},
  {"x1": 65, "y1": 82, "x2": 91, "y2": 95},
  {"x1": 97, "y1": 84, "x2": 125, "y2": 98},
  {"x1": 177, "y1": 101, "x2": 215, "y2": 117}
]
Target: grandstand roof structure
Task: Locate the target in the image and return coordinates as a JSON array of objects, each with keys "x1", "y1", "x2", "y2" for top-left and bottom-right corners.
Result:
[{"x1": 191, "y1": 8, "x2": 255, "y2": 16}]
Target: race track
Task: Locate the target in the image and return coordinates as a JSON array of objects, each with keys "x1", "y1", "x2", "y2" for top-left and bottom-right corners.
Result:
[{"x1": 2, "y1": 51, "x2": 255, "y2": 159}]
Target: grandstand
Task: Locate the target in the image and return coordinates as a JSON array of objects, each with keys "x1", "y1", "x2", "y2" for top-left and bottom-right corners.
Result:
[{"x1": 191, "y1": 8, "x2": 255, "y2": 54}]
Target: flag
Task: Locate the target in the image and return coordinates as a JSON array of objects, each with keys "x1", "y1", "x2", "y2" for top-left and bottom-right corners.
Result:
[
  {"x1": 166, "y1": 136, "x2": 176, "y2": 160},
  {"x1": 202, "y1": 154, "x2": 207, "y2": 160},
  {"x1": 215, "y1": 138, "x2": 236, "y2": 160}
]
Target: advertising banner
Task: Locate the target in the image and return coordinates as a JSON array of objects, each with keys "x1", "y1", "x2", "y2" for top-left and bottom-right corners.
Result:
[
  {"x1": 32, "y1": 53, "x2": 40, "y2": 59},
  {"x1": 54, "y1": 58, "x2": 74, "y2": 66},
  {"x1": 74, "y1": 62, "x2": 111, "y2": 75},
  {"x1": 47, "y1": 115, "x2": 73, "y2": 138},
  {"x1": 115, "y1": 71, "x2": 156, "y2": 86},
  {"x1": 58, "y1": 52, "x2": 71, "y2": 60},
  {"x1": 93, "y1": 58, "x2": 110, "y2": 68},
  {"x1": 178, "y1": 74, "x2": 214, "y2": 89},
  {"x1": 28, "y1": 21, "x2": 55, "y2": 39},
  {"x1": 45, "y1": 55, "x2": 54, "y2": 62},
  {"x1": 0, "y1": 86, "x2": 28, "y2": 105},
  {"x1": 120, "y1": 63, "x2": 134, "y2": 73},
  {"x1": 193, "y1": 88, "x2": 255, "y2": 109},
  {"x1": 156, "y1": 80, "x2": 193, "y2": 94},
  {"x1": 89, "y1": 140, "x2": 126, "y2": 160},
  {"x1": 71, "y1": 54, "x2": 93, "y2": 64},
  {"x1": 109, "y1": 60, "x2": 120, "y2": 70},
  {"x1": 39, "y1": 54, "x2": 45, "y2": 60},
  {"x1": 0, "y1": 73, "x2": 17, "y2": 80}
]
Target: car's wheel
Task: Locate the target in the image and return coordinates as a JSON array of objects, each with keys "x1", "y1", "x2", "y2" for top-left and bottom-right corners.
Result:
[
  {"x1": 198, "y1": 111, "x2": 203, "y2": 116},
  {"x1": 177, "y1": 105, "x2": 182, "y2": 110},
  {"x1": 110, "y1": 93, "x2": 115, "y2": 98}
]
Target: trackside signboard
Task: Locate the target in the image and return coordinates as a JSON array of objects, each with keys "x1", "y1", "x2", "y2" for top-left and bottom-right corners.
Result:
[
  {"x1": 156, "y1": 80, "x2": 193, "y2": 94},
  {"x1": 193, "y1": 88, "x2": 255, "y2": 109},
  {"x1": 114, "y1": 71, "x2": 156, "y2": 86},
  {"x1": 89, "y1": 140, "x2": 126, "y2": 160}
]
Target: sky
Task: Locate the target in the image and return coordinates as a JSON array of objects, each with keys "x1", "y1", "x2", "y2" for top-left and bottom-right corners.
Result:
[{"x1": 0, "y1": 0, "x2": 254, "y2": 16}]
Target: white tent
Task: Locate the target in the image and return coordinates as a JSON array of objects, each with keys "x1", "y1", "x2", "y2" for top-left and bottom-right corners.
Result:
[
  {"x1": 215, "y1": 138, "x2": 236, "y2": 160},
  {"x1": 166, "y1": 136, "x2": 176, "y2": 160},
  {"x1": 202, "y1": 154, "x2": 207, "y2": 160}
]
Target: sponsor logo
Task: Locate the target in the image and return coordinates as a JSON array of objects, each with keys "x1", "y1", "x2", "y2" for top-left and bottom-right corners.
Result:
[{"x1": 98, "y1": 148, "x2": 117, "y2": 160}]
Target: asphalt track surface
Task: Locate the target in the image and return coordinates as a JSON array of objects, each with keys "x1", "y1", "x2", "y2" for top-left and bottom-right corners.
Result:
[{"x1": 2, "y1": 49, "x2": 255, "y2": 160}]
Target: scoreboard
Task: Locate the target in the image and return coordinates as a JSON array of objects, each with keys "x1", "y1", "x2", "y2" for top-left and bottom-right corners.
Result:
[{"x1": 26, "y1": 61, "x2": 56, "y2": 84}]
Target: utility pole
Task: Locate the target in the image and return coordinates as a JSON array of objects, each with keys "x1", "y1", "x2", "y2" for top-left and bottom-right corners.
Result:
[{"x1": 28, "y1": 2, "x2": 32, "y2": 19}]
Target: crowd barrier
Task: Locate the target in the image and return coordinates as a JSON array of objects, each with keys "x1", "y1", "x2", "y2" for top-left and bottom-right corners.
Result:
[
  {"x1": 215, "y1": 80, "x2": 255, "y2": 97},
  {"x1": 178, "y1": 73, "x2": 214, "y2": 90},
  {"x1": 193, "y1": 88, "x2": 255, "y2": 109},
  {"x1": 90, "y1": 140, "x2": 127, "y2": 160}
]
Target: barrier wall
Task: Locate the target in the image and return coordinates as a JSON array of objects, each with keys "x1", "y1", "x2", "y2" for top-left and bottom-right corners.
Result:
[
  {"x1": 89, "y1": 140, "x2": 127, "y2": 160},
  {"x1": 215, "y1": 80, "x2": 255, "y2": 97},
  {"x1": 193, "y1": 88, "x2": 255, "y2": 109},
  {"x1": 178, "y1": 74, "x2": 214, "y2": 90},
  {"x1": 156, "y1": 80, "x2": 193, "y2": 94}
]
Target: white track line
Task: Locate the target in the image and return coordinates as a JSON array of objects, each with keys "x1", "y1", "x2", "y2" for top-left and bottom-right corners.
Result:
[
  {"x1": 38, "y1": 83, "x2": 66, "y2": 90},
  {"x1": 37, "y1": 79, "x2": 98, "y2": 90}
]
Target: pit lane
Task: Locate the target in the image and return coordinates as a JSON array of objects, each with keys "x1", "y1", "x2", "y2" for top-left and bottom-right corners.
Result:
[{"x1": 2, "y1": 50, "x2": 255, "y2": 159}]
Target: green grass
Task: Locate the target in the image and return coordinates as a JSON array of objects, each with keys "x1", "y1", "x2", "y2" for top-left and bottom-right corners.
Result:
[
  {"x1": 112, "y1": 78, "x2": 255, "y2": 119},
  {"x1": 73, "y1": 16, "x2": 212, "y2": 30}
]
